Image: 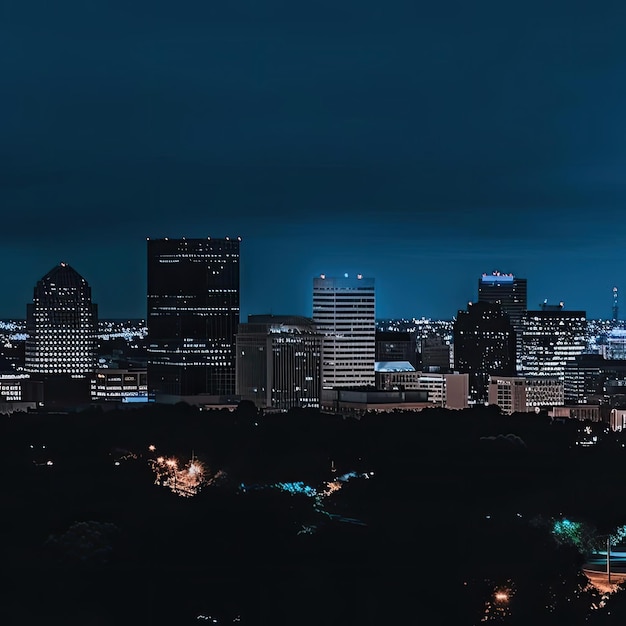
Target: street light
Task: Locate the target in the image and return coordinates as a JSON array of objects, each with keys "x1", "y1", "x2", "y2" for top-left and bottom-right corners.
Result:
[
  {"x1": 494, "y1": 591, "x2": 509, "y2": 603},
  {"x1": 595, "y1": 534, "x2": 614, "y2": 584},
  {"x1": 607, "y1": 536, "x2": 612, "y2": 584}
]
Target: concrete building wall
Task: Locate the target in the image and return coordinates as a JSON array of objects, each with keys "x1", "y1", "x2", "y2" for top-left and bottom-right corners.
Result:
[{"x1": 313, "y1": 275, "x2": 375, "y2": 389}]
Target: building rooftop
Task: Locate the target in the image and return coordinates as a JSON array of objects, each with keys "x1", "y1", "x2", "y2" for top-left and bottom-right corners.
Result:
[
  {"x1": 38, "y1": 262, "x2": 88, "y2": 289},
  {"x1": 374, "y1": 361, "x2": 416, "y2": 373}
]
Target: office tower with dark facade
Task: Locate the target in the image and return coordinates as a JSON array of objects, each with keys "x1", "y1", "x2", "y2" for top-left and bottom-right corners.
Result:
[
  {"x1": 236, "y1": 315, "x2": 322, "y2": 410},
  {"x1": 419, "y1": 334, "x2": 451, "y2": 372},
  {"x1": 478, "y1": 271, "x2": 527, "y2": 370},
  {"x1": 564, "y1": 353, "x2": 626, "y2": 405},
  {"x1": 147, "y1": 237, "x2": 240, "y2": 399},
  {"x1": 313, "y1": 275, "x2": 376, "y2": 389},
  {"x1": 520, "y1": 303, "x2": 586, "y2": 381},
  {"x1": 453, "y1": 301, "x2": 516, "y2": 404},
  {"x1": 375, "y1": 330, "x2": 417, "y2": 368},
  {"x1": 25, "y1": 262, "x2": 98, "y2": 377}
]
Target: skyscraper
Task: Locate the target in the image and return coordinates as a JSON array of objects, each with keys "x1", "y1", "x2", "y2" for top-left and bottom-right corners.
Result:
[
  {"x1": 419, "y1": 334, "x2": 452, "y2": 372},
  {"x1": 147, "y1": 237, "x2": 240, "y2": 399},
  {"x1": 236, "y1": 314, "x2": 322, "y2": 409},
  {"x1": 477, "y1": 272, "x2": 527, "y2": 328},
  {"x1": 25, "y1": 262, "x2": 98, "y2": 378},
  {"x1": 313, "y1": 274, "x2": 375, "y2": 389},
  {"x1": 453, "y1": 300, "x2": 516, "y2": 404},
  {"x1": 478, "y1": 271, "x2": 527, "y2": 371},
  {"x1": 520, "y1": 303, "x2": 587, "y2": 381}
]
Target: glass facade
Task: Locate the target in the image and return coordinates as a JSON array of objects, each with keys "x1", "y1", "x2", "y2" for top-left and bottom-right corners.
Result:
[
  {"x1": 236, "y1": 315, "x2": 322, "y2": 409},
  {"x1": 520, "y1": 307, "x2": 587, "y2": 381},
  {"x1": 478, "y1": 272, "x2": 527, "y2": 372},
  {"x1": 147, "y1": 238, "x2": 240, "y2": 397},
  {"x1": 25, "y1": 263, "x2": 98, "y2": 378},
  {"x1": 453, "y1": 301, "x2": 516, "y2": 404}
]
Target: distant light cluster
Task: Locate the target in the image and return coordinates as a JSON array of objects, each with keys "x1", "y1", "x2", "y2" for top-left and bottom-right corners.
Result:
[
  {"x1": 150, "y1": 454, "x2": 208, "y2": 498},
  {"x1": 97, "y1": 319, "x2": 147, "y2": 341}
]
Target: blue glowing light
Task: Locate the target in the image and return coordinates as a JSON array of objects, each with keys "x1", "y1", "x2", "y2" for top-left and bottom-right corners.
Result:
[{"x1": 275, "y1": 482, "x2": 317, "y2": 497}]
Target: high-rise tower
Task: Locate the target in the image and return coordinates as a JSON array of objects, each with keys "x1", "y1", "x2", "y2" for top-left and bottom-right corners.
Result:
[
  {"x1": 312, "y1": 274, "x2": 375, "y2": 389},
  {"x1": 147, "y1": 237, "x2": 240, "y2": 399},
  {"x1": 25, "y1": 262, "x2": 98, "y2": 377},
  {"x1": 453, "y1": 300, "x2": 516, "y2": 404},
  {"x1": 236, "y1": 314, "x2": 323, "y2": 409},
  {"x1": 477, "y1": 272, "x2": 527, "y2": 324},
  {"x1": 520, "y1": 303, "x2": 586, "y2": 381},
  {"x1": 478, "y1": 271, "x2": 527, "y2": 372}
]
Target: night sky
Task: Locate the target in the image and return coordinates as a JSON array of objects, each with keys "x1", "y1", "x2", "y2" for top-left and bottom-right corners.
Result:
[{"x1": 2, "y1": 1, "x2": 626, "y2": 320}]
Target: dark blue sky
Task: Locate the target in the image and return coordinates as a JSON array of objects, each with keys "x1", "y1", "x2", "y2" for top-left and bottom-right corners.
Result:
[{"x1": 2, "y1": 1, "x2": 626, "y2": 320}]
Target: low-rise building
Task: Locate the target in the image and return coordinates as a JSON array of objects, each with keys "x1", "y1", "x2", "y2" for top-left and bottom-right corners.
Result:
[
  {"x1": 321, "y1": 388, "x2": 431, "y2": 414},
  {"x1": 488, "y1": 375, "x2": 564, "y2": 414},
  {"x1": 0, "y1": 374, "x2": 43, "y2": 403},
  {"x1": 90, "y1": 368, "x2": 148, "y2": 403},
  {"x1": 375, "y1": 362, "x2": 468, "y2": 409}
]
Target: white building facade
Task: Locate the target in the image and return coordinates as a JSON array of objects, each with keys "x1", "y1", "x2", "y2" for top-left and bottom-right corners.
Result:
[{"x1": 313, "y1": 275, "x2": 375, "y2": 389}]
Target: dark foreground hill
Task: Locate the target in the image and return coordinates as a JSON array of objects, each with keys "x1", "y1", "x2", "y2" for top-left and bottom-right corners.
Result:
[{"x1": 1, "y1": 403, "x2": 625, "y2": 624}]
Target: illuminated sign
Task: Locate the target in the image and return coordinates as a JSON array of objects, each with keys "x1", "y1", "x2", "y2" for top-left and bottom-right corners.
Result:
[{"x1": 481, "y1": 275, "x2": 514, "y2": 283}]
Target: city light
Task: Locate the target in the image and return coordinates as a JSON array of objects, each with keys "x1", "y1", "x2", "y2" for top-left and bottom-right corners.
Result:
[{"x1": 150, "y1": 454, "x2": 208, "y2": 497}]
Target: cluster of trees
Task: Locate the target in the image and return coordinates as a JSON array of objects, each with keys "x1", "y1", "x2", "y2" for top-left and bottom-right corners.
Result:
[{"x1": 3, "y1": 402, "x2": 626, "y2": 624}]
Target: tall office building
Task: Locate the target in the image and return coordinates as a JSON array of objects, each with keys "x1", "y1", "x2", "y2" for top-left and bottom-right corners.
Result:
[
  {"x1": 453, "y1": 301, "x2": 516, "y2": 404},
  {"x1": 564, "y1": 353, "x2": 626, "y2": 405},
  {"x1": 478, "y1": 272, "x2": 527, "y2": 327},
  {"x1": 147, "y1": 237, "x2": 240, "y2": 399},
  {"x1": 313, "y1": 274, "x2": 376, "y2": 389},
  {"x1": 520, "y1": 303, "x2": 586, "y2": 381},
  {"x1": 478, "y1": 271, "x2": 527, "y2": 371},
  {"x1": 606, "y1": 329, "x2": 626, "y2": 359},
  {"x1": 25, "y1": 262, "x2": 98, "y2": 377},
  {"x1": 420, "y1": 334, "x2": 452, "y2": 372},
  {"x1": 236, "y1": 315, "x2": 323, "y2": 409}
]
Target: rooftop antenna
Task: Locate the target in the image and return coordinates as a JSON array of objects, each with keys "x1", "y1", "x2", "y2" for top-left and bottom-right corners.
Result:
[{"x1": 613, "y1": 287, "x2": 619, "y2": 323}]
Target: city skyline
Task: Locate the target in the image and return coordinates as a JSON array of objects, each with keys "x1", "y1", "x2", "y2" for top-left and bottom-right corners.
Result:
[
  {"x1": 0, "y1": 251, "x2": 622, "y2": 322},
  {"x1": 3, "y1": 1, "x2": 626, "y2": 320},
  {"x1": 6, "y1": 3, "x2": 626, "y2": 622}
]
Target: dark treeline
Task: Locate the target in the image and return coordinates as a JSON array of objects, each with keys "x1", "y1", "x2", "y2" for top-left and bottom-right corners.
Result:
[{"x1": 2, "y1": 403, "x2": 626, "y2": 624}]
